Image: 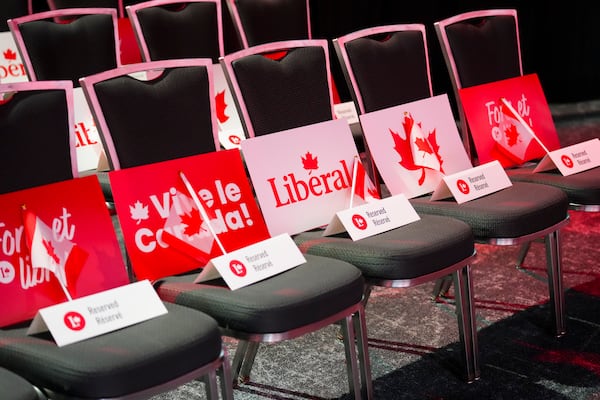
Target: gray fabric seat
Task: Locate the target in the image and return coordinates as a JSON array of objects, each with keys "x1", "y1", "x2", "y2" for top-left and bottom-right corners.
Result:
[
  {"x1": 0, "y1": 368, "x2": 40, "y2": 400},
  {"x1": 156, "y1": 254, "x2": 364, "y2": 334},
  {"x1": 0, "y1": 303, "x2": 222, "y2": 399}
]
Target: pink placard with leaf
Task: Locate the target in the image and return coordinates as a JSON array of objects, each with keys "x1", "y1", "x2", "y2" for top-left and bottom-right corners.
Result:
[
  {"x1": 459, "y1": 73, "x2": 561, "y2": 168},
  {"x1": 241, "y1": 119, "x2": 363, "y2": 236},
  {"x1": 0, "y1": 176, "x2": 130, "y2": 327},
  {"x1": 359, "y1": 94, "x2": 473, "y2": 198},
  {"x1": 109, "y1": 149, "x2": 271, "y2": 282}
]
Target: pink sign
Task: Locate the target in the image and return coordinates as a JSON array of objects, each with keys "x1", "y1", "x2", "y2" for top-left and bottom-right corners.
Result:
[
  {"x1": 241, "y1": 119, "x2": 361, "y2": 236},
  {"x1": 459, "y1": 74, "x2": 561, "y2": 168},
  {"x1": 359, "y1": 94, "x2": 473, "y2": 198},
  {"x1": 109, "y1": 150, "x2": 271, "y2": 282},
  {"x1": 0, "y1": 176, "x2": 130, "y2": 327}
]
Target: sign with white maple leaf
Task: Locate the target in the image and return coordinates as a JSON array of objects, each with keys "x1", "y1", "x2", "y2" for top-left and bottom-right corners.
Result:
[
  {"x1": 0, "y1": 176, "x2": 130, "y2": 328},
  {"x1": 359, "y1": 94, "x2": 473, "y2": 199},
  {"x1": 109, "y1": 149, "x2": 271, "y2": 281},
  {"x1": 459, "y1": 73, "x2": 561, "y2": 168}
]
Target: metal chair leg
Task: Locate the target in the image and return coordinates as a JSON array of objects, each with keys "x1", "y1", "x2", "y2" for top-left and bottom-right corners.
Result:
[
  {"x1": 341, "y1": 313, "x2": 362, "y2": 399},
  {"x1": 353, "y1": 305, "x2": 374, "y2": 399},
  {"x1": 545, "y1": 230, "x2": 566, "y2": 337},
  {"x1": 453, "y1": 264, "x2": 480, "y2": 383}
]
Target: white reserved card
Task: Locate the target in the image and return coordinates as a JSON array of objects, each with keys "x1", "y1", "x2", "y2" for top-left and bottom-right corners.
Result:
[
  {"x1": 323, "y1": 194, "x2": 420, "y2": 241},
  {"x1": 534, "y1": 138, "x2": 600, "y2": 176},
  {"x1": 218, "y1": 129, "x2": 245, "y2": 149},
  {"x1": 194, "y1": 233, "x2": 306, "y2": 290},
  {"x1": 27, "y1": 280, "x2": 167, "y2": 347},
  {"x1": 334, "y1": 101, "x2": 359, "y2": 125},
  {"x1": 431, "y1": 160, "x2": 512, "y2": 204}
]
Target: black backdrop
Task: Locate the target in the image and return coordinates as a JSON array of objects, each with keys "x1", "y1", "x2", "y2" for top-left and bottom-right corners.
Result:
[{"x1": 27, "y1": 0, "x2": 600, "y2": 104}]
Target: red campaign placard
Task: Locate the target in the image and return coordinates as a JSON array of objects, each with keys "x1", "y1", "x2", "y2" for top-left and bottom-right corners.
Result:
[
  {"x1": 459, "y1": 73, "x2": 561, "y2": 168},
  {"x1": 109, "y1": 149, "x2": 271, "y2": 282},
  {"x1": 0, "y1": 175, "x2": 130, "y2": 327}
]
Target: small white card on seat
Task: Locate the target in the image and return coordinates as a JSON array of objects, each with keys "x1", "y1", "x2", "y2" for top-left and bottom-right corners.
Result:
[
  {"x1": 533, "y1": 138, "x2": 600, "y2": 176},
  {"x1": 431, "y1": 160, "x2": 512, "y2": 204},
  {"x1": 194, "y1": 233, "x2": 306, "y2": 290},
  {"x1": 323, "y1": 194, "x2": 420, "y2": 241},
  {"x1": 27, "y1": 280, "x2": 167, "y2": 347}
]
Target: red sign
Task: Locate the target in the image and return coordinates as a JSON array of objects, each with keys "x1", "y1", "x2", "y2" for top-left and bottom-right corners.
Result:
[
  {"x1": 109, "y1": 150, "x2": 271, "y2": 282},
  {"x1": 459, "y1": 74, "x2": 561, "y2": 167},
  {"x1": 0, "y1": 176, "x2": 130, "y2": 327}
]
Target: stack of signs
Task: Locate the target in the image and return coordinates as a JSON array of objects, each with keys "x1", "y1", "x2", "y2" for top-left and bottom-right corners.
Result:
[
  {"x1": 359, "y1": 93, "x2": 511, "y2": 203},
  {"x1": 0, "y1": 176, "x2": 167, "y2": 346},
  {"x1": 110, "y1": 149, "x2": 305, "y2": 290},
  {"x1": 459, "y1": 73, "x2": 561, "y2": 168},
  {"x1": 241, "y1": 118, "x2": 420, "y2": 240}
]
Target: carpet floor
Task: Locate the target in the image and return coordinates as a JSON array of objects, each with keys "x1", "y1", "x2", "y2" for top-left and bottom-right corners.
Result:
[{"x1": 149, "y1": 209, "x2": 600, "y2": 399}]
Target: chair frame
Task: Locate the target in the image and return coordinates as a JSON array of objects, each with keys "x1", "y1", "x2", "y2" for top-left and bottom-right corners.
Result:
[
  {"x1": 224, "y1": 0, "x2": 311, "y2": 49},
  {"x1": 126, "y1": 0, "x2": 224, "y2": 62},
  {"x1": 7, "y1": 8, "x2": 121, "y2": 83},
  {"x1": 334, "y1": 23, "x2": 569, "y2": 338},
  {"x1": 79, "y1": 58, "x2": 221, "y2": 170},
  {"x1": 220, "y1": 39, "x2": 336, "y2": 139}
]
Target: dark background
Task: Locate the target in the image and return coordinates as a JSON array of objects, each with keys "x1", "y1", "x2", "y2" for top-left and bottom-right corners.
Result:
[{"x1": 18, "y1": 0, "x2": 600, "y2": 104}]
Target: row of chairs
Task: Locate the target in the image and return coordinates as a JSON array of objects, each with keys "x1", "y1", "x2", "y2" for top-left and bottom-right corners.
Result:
[{"x1": 1, "y1": 3, "x2": 598, "y2": 400}]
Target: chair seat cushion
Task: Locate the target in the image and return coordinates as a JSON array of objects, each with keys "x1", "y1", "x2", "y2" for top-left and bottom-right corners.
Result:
[
  {"x1": 506, "y1": 165, "x2": 600, "y2": 206},
  {"x1": 0, "y1": 368, "x2": 38, "y2": 400},
  {"x1": 0, "y1": 303, "x2": 221, "y2": 398},
  {"x1": 293, "y1": 214, "x2": 474, "y2": 281},
  {"x1": 155, "y1": 254, "x2": 364, "y2": 334},
  {"x1": 410, "y1": 182, "x2": 569, "y2": 239}
]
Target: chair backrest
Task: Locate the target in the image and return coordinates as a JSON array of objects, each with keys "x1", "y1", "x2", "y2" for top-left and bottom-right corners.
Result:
[
  {"x1": 220, "y1": 39, "x2": 334, "y2": 138},
  {"x1": 0, "y1": 80, "x2": 78, "y2": 193},
  {"x1": 80, "y1": 58, "x2": 219, "y2": 170},
  {"x1": 127, "y1": 0, "x2": 223, "y2": 63},
  {"x1": 434, "y1": 9, "x2": 523, "y2": 158},
  {"x1": 334, "y1": 24, "x2": 432, "y2": 115},
  {"x1": 8, "y1": 8, "x2": 120, "y2": 86},
  {"x1": 47, "y1": 0, "x2": 125, "y2": 17},
  {"x1": 225, "y1": 0, "x2": 311, "y2": 48}
]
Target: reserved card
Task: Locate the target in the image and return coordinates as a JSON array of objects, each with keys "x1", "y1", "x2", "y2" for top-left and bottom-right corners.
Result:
[
  {"x1": 323, "y1": 194, "x2": 420, "y2": 240},
  {"x1": 27, "y1": 280, "x2": 167, "y2": 347},
  {"x1": 431, "y1": 160, "x2": 512, "y2": 203},
  {"x1": 534, "y1": 138, "x2": 600, "y2": 176},
  {"x1": 194, "y1": 233, "x2": 306, "y2": 290},
  {"x1": 334, "y1": 101, "x2": 359, "y2": 125}
]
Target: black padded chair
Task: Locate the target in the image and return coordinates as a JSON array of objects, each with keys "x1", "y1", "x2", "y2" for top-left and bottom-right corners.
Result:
[
  {"x1": 0, "y1": 79, "x2": 233, "y2": 400},
  {"x1": 225, "y1": 0, "x2": 310, "y2": 48},
  {"x1": 333, "y1": 23, "x2": 570, "y2": 338},
  {"x1": 127, "y1": 0, "x2": 223, "y2": 63},
  {"x1": 8, "y1": 8, "x2": 120, "y2": 87},
  {"x1": 0, "y1": 80, "x2": 77, "y2": 194},
  {"x1": 434, "y1": 9, "x2": 599, "y2": 266},
  {"x1": 0, "y1": 367, "x2": 42, "y2": 400},
  {"x1": 80, "y1": 58, "x2": 374, "y2": 398},
  {"x1": 221, "y1": 38, "x2": 481, "y2": 383}
]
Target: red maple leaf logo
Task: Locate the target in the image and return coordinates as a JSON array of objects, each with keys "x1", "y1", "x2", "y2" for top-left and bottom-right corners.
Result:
[
  {"x1": 390, "y1": 114, "x2": 444, "y2": 186},
  {"x1": 180, "y1": 208, "x2": 205, "y2": 236},
  {"x1": 301, "y1": 151, "x2": 319, "y2": 174},
  {"x1": 3, "y1": 49, "x2": 16, "y2": 61},
  {"x1": 504, "y1": 123, "x2": 520, "y2": 147},
  {"x1": 215, "y1": 90, "x2": 229, "y2": 123},
  {"x1": 42, "y1": 238, "x2": 61, "y2": 264}
]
